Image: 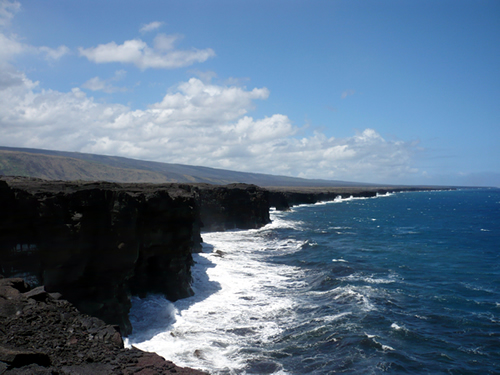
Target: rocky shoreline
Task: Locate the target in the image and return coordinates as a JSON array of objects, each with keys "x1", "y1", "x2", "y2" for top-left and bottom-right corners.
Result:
[
  {"x1": 0, "y1": 176, "x2": 451, "y2": 374},
  {"x1": 0, "y1": 276, "x2": 207, "y2": 374}
]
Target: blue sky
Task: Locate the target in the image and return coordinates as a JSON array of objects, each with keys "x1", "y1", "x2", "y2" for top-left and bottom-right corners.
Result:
[{"x1": 1, "y1": 0, "x2": 499, "y2": 186}]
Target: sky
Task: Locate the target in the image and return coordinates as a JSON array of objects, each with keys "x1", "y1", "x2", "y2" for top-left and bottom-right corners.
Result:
[{"x1": 0, "y1": 0, "x2": 499, "y2": 186}]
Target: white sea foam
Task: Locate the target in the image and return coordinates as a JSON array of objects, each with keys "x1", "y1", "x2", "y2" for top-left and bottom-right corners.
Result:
[
  {"x1": 376, "y1": 192, "x2": 394, "y2": 197},
  {"x1": 127, "y1": 220, "x2": 306, "y2": 374},
  {"x1": 332, "y1": 285, "x2": 376, "y2": 311},
  {"x1": 341, "y1": 272, "x2": 398, "y2": 284},
  {"x1": 126, "y1": 188, "x2": 500, "y2": 374},
  {"x1": 391, "y1": 322, "x2": 402, "y2": 330},
  {"x1": 290, "y1": 191, "x2": 395, "y2": 210},
  {"x1": 365, "y1": 333, "x2": 395, "y2": 351},
  {"x1": 390, "y1": 322, "x2": 409, "y2": 333},
  {"x1": 315, "y1": 312, "x2": 352, "y2": 323}
]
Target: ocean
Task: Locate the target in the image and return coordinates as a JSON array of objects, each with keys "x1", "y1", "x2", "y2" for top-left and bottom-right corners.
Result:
[{"x1": 126, "y1": 188, "x2": 500, "y2": 374}]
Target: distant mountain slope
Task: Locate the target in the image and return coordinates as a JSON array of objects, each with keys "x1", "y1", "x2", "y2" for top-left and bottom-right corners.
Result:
[{"x1": 0, "y1": 146, "x2": 374, "y2": 187}]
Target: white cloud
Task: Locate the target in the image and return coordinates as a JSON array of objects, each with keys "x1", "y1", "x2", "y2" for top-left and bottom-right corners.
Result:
[
  {"x1": 0, "y1": 0, "x2": 420, "y2": 184},
  {"x1": 0, "y1": 31, "x2": 69, "y2": 62},
  {"x1": 81, "y1": 70, "x2": 128, "y2": 93},
  {"x1": 0, "y1": 64, "x2": 37, "y2": 91},
  {"x1": 0, "y1": 68, "x2": 420, "y2": 183},
  {"x1": 78, "y1": 34, "x2": 215, "y2": 70},
  {"x1": 153, "y1": 33, "x2": 180, "y2": 51},
  {"x1": 140, "y1": 21, "x2": 164, "y2": 34},
  {"x1": 150, "y1": 78, "x2": 270, "y2": 124},
  {"x1": 0, "y1": 0, "x2": 20, "y2": 28},
  {"x1": 189, "y1": 70, "x2": 218, "y2": 83},
  {"x1": 0, "y1": 1, "x2": 68, "y2": 63},
  {"x1": 0, "y1": 32, "x2": 23, "y2": 60},
  {"x1": 38, "y1": 45, "x2": 70, "y2": 60}
]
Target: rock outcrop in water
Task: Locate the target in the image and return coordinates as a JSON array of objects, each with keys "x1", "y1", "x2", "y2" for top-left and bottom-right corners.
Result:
[
  {"x1": 0, "y1": 276, "x2": 207, "y2": 374},
  {"x1": 0, "y1": 177, "x2": 270, "y2": 336}
]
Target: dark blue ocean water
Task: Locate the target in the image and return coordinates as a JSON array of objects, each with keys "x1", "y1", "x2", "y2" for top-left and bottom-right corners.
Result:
[{"x1": 128, "y1": 189, "x2": 500, "y2": 374}]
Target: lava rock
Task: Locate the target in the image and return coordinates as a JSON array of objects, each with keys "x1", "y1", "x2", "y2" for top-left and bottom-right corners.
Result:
[{"x1": 0, "y1": 277, "x2": 207, "y2": 374}]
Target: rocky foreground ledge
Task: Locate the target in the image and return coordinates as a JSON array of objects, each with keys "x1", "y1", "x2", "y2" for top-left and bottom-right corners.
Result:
[{"x1": 0, "y1": 276, "x2": 207, "y2": 374}]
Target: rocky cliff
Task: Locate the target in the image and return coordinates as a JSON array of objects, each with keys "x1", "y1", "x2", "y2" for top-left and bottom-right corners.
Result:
[
  {"x1": 0, "y1": 177, "x2": 270, "y2": 336},
  {"x1": 267, "y1": 186, "x2": 441, "y2": 210},
  {"x1": 196, "y1": 183, "x2": 270, "y2": 231}
]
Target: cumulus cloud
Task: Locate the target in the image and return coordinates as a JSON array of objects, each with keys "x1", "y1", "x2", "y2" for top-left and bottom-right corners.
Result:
[
  {"x1": 150, "y1": 78, "x2": 270, "y2": 125},
  {"x1": 78, "y1": 33, "x2": 215, "y2": 70},
  {"x1": 140, "y1": 21, "x2": 164, "y2": 33},
  {"x1": 0, "y1": 0, "x2": 419, "y2": 183},
  {"x1": 0, "y1": 64, "x2": 37, "y2": 90},
  {"x1": 0, "y1": 32, "x2": 23, "y2": 60},
  {"x1": 0, "y1": 65, "x2": 419, "y2": 182}
]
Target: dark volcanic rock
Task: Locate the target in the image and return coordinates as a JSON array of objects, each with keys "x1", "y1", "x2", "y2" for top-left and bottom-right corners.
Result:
[
  {"x1": 0, "y1": 277, "x2": 207, "y2": 374},
  {"x1": 268, "y1": 188, "x2": 377, "y2": 209},
  {"x1": 267, "y1": 186, "x2": 442, "y2": 210},
  {"x1": 0, "y1": 177, "x2": 272, "y2": 335},
  {"x1": 197, "y1": 183, "x2": 270, "y2": 231},
  {"x1": 0, "y1": 178, "x2": 201, "y2": 335}
]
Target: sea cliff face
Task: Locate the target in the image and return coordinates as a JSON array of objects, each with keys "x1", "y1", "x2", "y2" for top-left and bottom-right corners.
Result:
[
  {"x1": 197, "y1": 183, "x2": 270, "y2": 231},
  {"x1": 0, "y1": 178, "x2": 270, "y2": 336}
]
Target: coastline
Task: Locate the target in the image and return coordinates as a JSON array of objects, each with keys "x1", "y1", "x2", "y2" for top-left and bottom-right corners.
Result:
[{"x1": 0, "y1": 176, "x2": 456, "y2": 373}]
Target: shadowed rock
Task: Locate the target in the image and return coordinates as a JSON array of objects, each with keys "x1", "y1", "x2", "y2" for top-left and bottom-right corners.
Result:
[
  {"x1": 0, "y1": 177, "x2": 271, "y2": 335},
  {"x1": 0, "y1": 276, "x2": 207, "y2": 374}
]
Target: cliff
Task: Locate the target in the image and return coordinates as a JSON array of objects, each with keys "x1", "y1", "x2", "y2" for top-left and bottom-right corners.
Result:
[
  {"x1": 0, "y1": 177, "x2": 270, "y2": 336},
  {"x1": 267, "y1": 186, "x2": 443, "y2": 210},
  {"x1": 196, "y1": 183, "x2": 270, "y2": 231}
]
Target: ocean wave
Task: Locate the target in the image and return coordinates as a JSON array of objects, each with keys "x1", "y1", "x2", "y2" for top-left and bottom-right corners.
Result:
[
  {"x1": 363, "y1": 333, "x2": 396, "y2": 351},
  {"x1": 390, "y1": 322, "x2": 409, "y2": 333},
  {"x1": 332, "y1": 285, "x2": 376, "y2": 311},
  {"x1": 129, "y1": 226, "x2": 307, "y2": 374},
  {"x1": 127, "y1": 188, "x2": 500, "y2": 374},
  {"x1": 340, "y1": 272, "x2": 398, "y2": 284}
]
